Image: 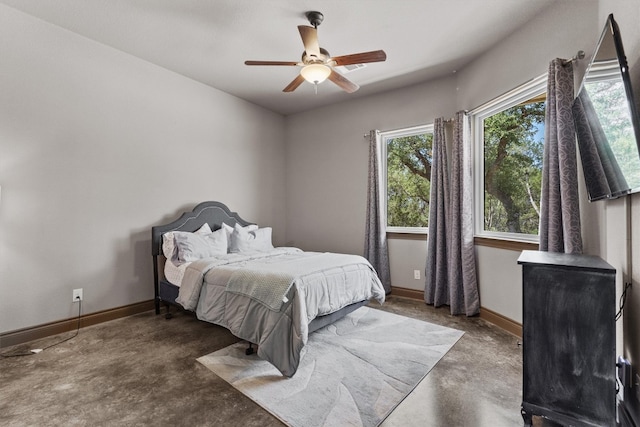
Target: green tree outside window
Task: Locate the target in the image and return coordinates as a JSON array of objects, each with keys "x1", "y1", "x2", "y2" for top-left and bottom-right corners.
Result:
[
  {"x1": 386, "y1": 132, "x2": 433, "y2": 228},
  {"x1": 483, "y1": 100, "x2": 545, "y2": 235}
]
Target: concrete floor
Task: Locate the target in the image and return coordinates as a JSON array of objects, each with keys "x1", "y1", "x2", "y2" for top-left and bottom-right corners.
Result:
[{"x1": 0, "y1": 296, "x2": 528, "y2": 426}]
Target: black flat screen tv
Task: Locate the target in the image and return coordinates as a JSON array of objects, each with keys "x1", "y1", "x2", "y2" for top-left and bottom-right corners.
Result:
[{"x1": 573, "y1": 14, "x2": 640, "y2": 201}]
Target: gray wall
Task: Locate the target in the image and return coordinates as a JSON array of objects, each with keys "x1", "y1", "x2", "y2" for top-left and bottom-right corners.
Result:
[{"x1": 0, "y1": 5, "x2": 287, "y2": 334}]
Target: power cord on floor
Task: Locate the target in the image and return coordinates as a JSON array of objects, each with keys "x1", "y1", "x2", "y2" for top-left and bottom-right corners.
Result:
[{"x1": 0, "y1": 299, "x2": 82, "y2": 358}]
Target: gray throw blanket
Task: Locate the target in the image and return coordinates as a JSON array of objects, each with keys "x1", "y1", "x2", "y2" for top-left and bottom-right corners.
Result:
[{"x1": 225, "y1": 252, "x2": 367, "y2": 311}]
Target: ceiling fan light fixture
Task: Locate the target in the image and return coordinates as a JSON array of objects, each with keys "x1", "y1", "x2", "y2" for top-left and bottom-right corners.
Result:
[
  {"x1": 300, "y1": 63, "x2": 331, "y2": 84},
  {"x1": 244, "y1": 11, "x2": 385, "y2": 94}
]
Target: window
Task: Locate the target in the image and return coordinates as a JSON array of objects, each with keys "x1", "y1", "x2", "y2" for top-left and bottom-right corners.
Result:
[
  {"x1": 473, "y1": 75, "x2": 546, "y2": 242},
  {"x1": 381, "y1": 124, "x2": 434, "y2": 233}
]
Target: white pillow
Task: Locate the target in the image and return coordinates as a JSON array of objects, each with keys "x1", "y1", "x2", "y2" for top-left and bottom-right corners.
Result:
[
  {"x1": 229, "y1": 223, "x2": 274, "y2": 253},
  {"x1": 221, "y1": 222, "x2": 258, "y2": 251},
  {"x1": 174, "y1": 227, "x2": 227, "y2": 262},
  {"x1": 162, "y1": 223, "x2": 212, "y2": 262}
]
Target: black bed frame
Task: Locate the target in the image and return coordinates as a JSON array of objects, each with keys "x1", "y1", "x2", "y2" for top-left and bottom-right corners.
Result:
[{"x1": 151, "y1": 201, "x2": 367, "y2": 331}]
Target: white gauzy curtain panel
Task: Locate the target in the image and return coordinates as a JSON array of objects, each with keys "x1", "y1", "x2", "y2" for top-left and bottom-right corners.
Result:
[
  {"x1": 365, "y1": 130, "x2": 392, "y2": 293},
  {"x1": 539, "y1": 59, "x2": 583, "y2": 254},
  {"x1": 425, "y1": 113, "x2": 480, "y2": 316}
]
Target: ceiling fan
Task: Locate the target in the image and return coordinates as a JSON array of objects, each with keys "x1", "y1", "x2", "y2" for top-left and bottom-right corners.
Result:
[{"x1": 244, "y1": 11, "x2": 387, "y2": 93}]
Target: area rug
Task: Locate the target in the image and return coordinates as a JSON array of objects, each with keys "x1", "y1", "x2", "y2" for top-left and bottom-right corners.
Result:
[
  {"x1": 198, "y1": 307, "x2": 463, "y2": 427},
  {"x1": 197, "y1": 306, "x2": 463, "y2": 427}
]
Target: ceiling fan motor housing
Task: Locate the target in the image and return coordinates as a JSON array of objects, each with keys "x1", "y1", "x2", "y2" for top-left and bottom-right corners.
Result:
[{"x1": 302, "y1": 47, "x2": 330, "y2": 64}]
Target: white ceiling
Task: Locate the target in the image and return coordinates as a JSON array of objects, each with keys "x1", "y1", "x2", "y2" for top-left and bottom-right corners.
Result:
[{"x1": 1, "y1": 0, "x2": 557, "y2": 115}]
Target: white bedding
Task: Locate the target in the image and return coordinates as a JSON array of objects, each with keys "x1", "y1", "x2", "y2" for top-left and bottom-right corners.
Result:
[{"x1": 164, "y1": 260, "x2": 189, "y2": 287}]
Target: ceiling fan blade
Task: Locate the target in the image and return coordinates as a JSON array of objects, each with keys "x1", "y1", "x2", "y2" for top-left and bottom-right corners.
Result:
[
  {"x1": 245, "y1": 60, "x2": 300, "y2": 66},
  {"x1": 328, "y1": 70, "x2": 359, "y2": 93},
  {"x1": 331, "y1": 50, "x2": 387, "y2": 66},
  {"x1": 283, "y1": 74, "x2": 306, "y2": 92},
  {"x1": 298, "y1": 25, "x2": 321, "y2": 59}
]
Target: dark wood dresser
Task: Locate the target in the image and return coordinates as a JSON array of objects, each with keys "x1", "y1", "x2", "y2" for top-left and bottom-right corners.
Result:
[{"x1": 518, "y1": 250, "x2": 617, "y2": 426}]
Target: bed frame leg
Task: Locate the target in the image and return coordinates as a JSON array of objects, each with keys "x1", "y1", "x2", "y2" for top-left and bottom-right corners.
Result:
[
  {"x1": 165, "y1": 303, "x2": 172, "y2": 320},
  {"x1": 245, "y1": 343, "x2": 255, "y2": 355}
]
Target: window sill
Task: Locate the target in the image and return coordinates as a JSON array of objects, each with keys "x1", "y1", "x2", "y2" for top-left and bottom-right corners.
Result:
[
  {"x1": 387, "y1": 232, "x2": 428, "y2": 240},
  {"x1": 386, "y1": 232, "x2": 539, "y2": 251},
  {"x1": 474, "y1": 236, "x2": 539, "y2": 251}
]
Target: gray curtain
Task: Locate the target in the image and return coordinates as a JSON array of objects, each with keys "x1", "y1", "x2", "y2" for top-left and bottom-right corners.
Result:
[
  {"x1": 425, "y1": 118, "x2": 449, "y2": 307},
  {"x1": 425, "y1": 114, "x2": 479, "y2": 315},
  {"x1": 447, "y1": 112, "x2": 480, "y2": 316},
  {"x1": 539, "y1": 59, "x2": 583, "y2": 254},
  {"x1": 364, "y1": 130, "x2": 391, "y2": 293}
]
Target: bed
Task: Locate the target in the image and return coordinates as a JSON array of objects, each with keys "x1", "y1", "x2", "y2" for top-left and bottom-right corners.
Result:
[{"x1": 151, "y1": 201, "x2": 385, "y2": 377}]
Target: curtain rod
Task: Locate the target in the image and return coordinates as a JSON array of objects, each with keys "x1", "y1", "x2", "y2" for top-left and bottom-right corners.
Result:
[
  {"x1": 562, "y1": 50, "x2": 585, "y2": 65},
  {"x1": 363, "y1": 116, "x2": 464, "y2": 138},
  {"x1": 363, "y1": 130, "x2": 379, "y2": 138},
  {"x1": 362, "y1": 50, "x2": 585, "y2": 138},
  {"x1": 361, "y1": 50, "x2": 584, "y2": 140}
]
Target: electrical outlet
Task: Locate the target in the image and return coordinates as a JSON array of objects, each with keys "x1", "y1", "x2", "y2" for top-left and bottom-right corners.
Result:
[
  {"x1": 72, "y1": 288, "x2": 83, "y2": 302},
  {"x1": 414, "y1": 270, "x2": 421, "y2": 280}
]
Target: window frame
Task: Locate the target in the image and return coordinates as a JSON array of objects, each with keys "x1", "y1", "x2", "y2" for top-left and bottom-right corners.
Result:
[
  {"x1": 380, "y1": 123, "x2": 434, "y2": 234},
  {"x1": 471, "y1": 74, "x2": 547, "y2": 243}
]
